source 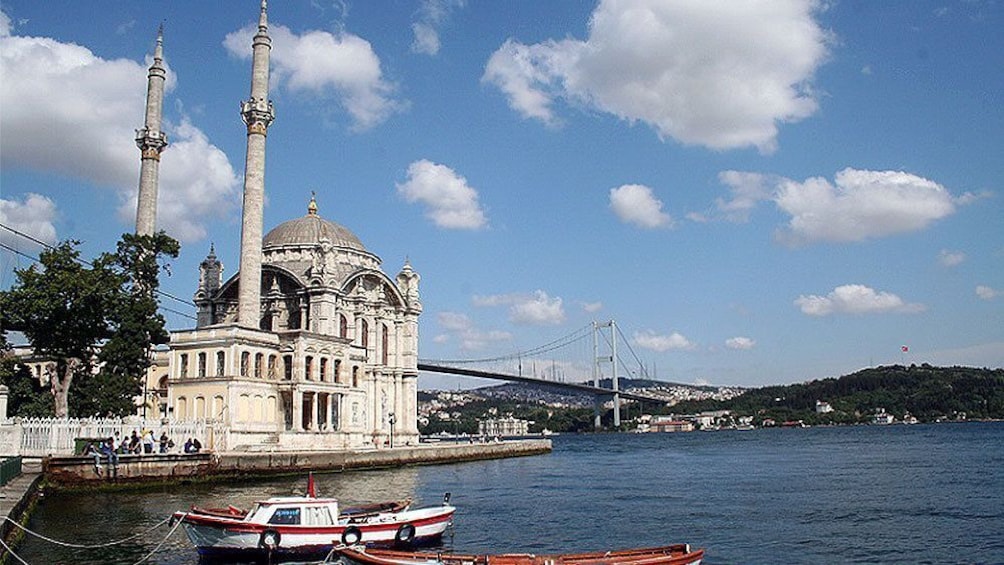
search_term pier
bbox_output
[39,439,552,486]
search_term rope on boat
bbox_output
[0,534,30,565]
[125,512,188,565]
[0,513,188,565]
[2,514,172,549]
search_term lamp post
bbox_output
[388,412,396,449]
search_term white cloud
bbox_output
[795,284,926,316]
[715,171,775,223]
[473,290,566,326]
[976,286,1000,301]
[937,249,966,267]
[581,301,603,313]
[396,160,487,230]
[775,169,957,245]
[725,336,756,350]
[482,0,830,152]
[435,311,512,351]
[411,0,465,56]
[118,118,239,242]
[609,184,673,229]
[710,168,962,245]
[633,330,695,352]
[0,17,238,243]
[411,23,441,56]
[0,193,58,248]
[224,23,404,131]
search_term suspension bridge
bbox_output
[418,320,663,428]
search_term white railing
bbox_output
[0,417,228,457]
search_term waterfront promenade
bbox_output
[43,438,553,486]
[0,439,550,560]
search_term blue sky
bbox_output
[1,1,1002,390]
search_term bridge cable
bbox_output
[421,323,593,365]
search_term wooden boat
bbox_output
[173,488,454,560]
[335,544,704,565]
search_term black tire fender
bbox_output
[395,523,416,545]
[259,528,281,550]
[341,526,363,545]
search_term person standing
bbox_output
[142,429,155,454]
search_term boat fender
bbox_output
[259,529,281,550]
[342,526,362,545]
[395,523,416,545]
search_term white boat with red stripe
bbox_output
[172,476,455,560]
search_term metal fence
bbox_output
[0,417,227,457]
[0,456,22,486]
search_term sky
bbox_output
[1,0,1002,391]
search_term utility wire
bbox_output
[0,222,197,320]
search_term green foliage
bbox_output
[671,365,1004,424]
[0,232,179,418]
[0,335,53,417]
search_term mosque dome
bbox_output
[262,196,366,252]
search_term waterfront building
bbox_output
[815,400,834,414]
[5,2,421,453]
[163,2,421,451]
[478,416,530,437]
[649,417,694,433]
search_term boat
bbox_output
[334,544,705,565]
[172,479,455,560]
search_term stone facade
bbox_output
[174,203,422,450]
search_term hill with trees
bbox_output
[418,365,1004,433]
[670,364,1004,425]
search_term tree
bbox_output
[0,334,53,417]
[0,232,179,418]
[0,241,116,417]
[76,232,179,417]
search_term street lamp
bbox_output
[388,412,396,448]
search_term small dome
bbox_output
[263,213,366,251]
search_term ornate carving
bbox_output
[241,97,275,134]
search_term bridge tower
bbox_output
[592,320,621,429]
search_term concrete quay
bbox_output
[0,460,42,563]
[42,439,552,487]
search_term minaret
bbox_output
[134,24,169,236]
[237,0,275,328]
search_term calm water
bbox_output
[15,422,1004,565]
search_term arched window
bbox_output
[305,356,314,381]
[240,351,250,377]
[216,351,225,376]
[255,353,264,378]
[198,353,207,378]
[176,397,188,420]
[360,319,369,349]
[381,324,390,366]
[339,315,348,338]
[283,355,293,380]
[180,354,189,378]
[320,358,328,382]
[268,355,277,379]
[333,359,342,384]
[352,366,359,388]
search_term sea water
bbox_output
[14,422,1004,564]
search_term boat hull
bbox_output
[176,505,455,559]
[337,544,704,565]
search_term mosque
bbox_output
[134,1,422,450]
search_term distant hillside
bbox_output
[672,364,1004,424]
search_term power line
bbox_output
[0,223,197,320]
